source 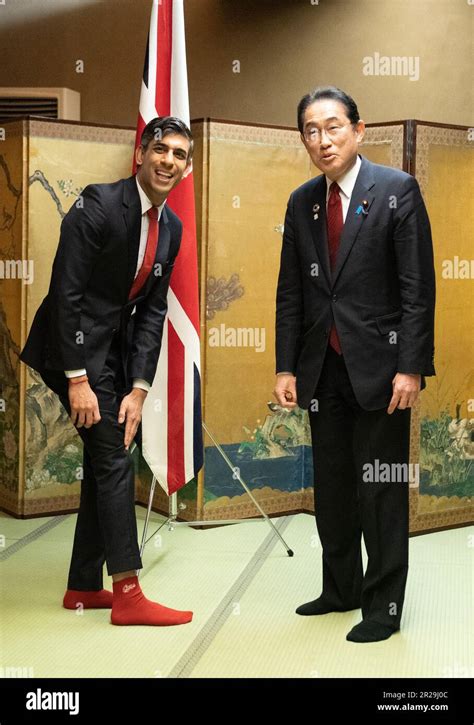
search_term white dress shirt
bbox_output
[65,177,166,393]
[325,153,361,222]
[134,176,166,278]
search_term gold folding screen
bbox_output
[0,118,136,516]
[1,117,471,533]
[0,121,23,515]
[409,123,473,531]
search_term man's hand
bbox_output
[118,388,148,450]
[387,373,421,414]
[274,373,298,409]
[68,380,101,428]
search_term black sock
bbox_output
[296,597,359,616]
[346,620,397,643]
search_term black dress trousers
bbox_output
[308,345,411,630]
[42,334,143,590]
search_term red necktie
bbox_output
[326,182,343,354]
[129,206,160,300]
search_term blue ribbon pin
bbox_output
[356,200,370,216]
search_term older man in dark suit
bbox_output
[21,117,194,626]
[274,87,435,642]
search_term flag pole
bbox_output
[136,0,293,562]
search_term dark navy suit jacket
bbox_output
[20,175,182,392]
[276,156,436,410]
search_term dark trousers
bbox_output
[44,336,143,590]
[308,345,411,629]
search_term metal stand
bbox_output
[139,421,294,563]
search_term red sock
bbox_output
[111,576,193,626]
[63,589,113,610]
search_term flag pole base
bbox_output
[139,421,294,569]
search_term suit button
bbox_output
[332,294,337,302]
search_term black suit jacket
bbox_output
[275,156,436,411]
[20,175,182,392]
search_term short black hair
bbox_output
[297,86,360,133]
[140,116,194,159]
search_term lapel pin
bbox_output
[313,203,320,220]
[356,199,370,216]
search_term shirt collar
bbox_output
[325,154,362,200]
[135,176,166,220]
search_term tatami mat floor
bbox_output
[0,509,472,678]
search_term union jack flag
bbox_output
[134,0,203,495]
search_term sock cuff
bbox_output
[113,576,140,594]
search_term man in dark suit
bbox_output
[274,87,435,642]
[21,117,194,626]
